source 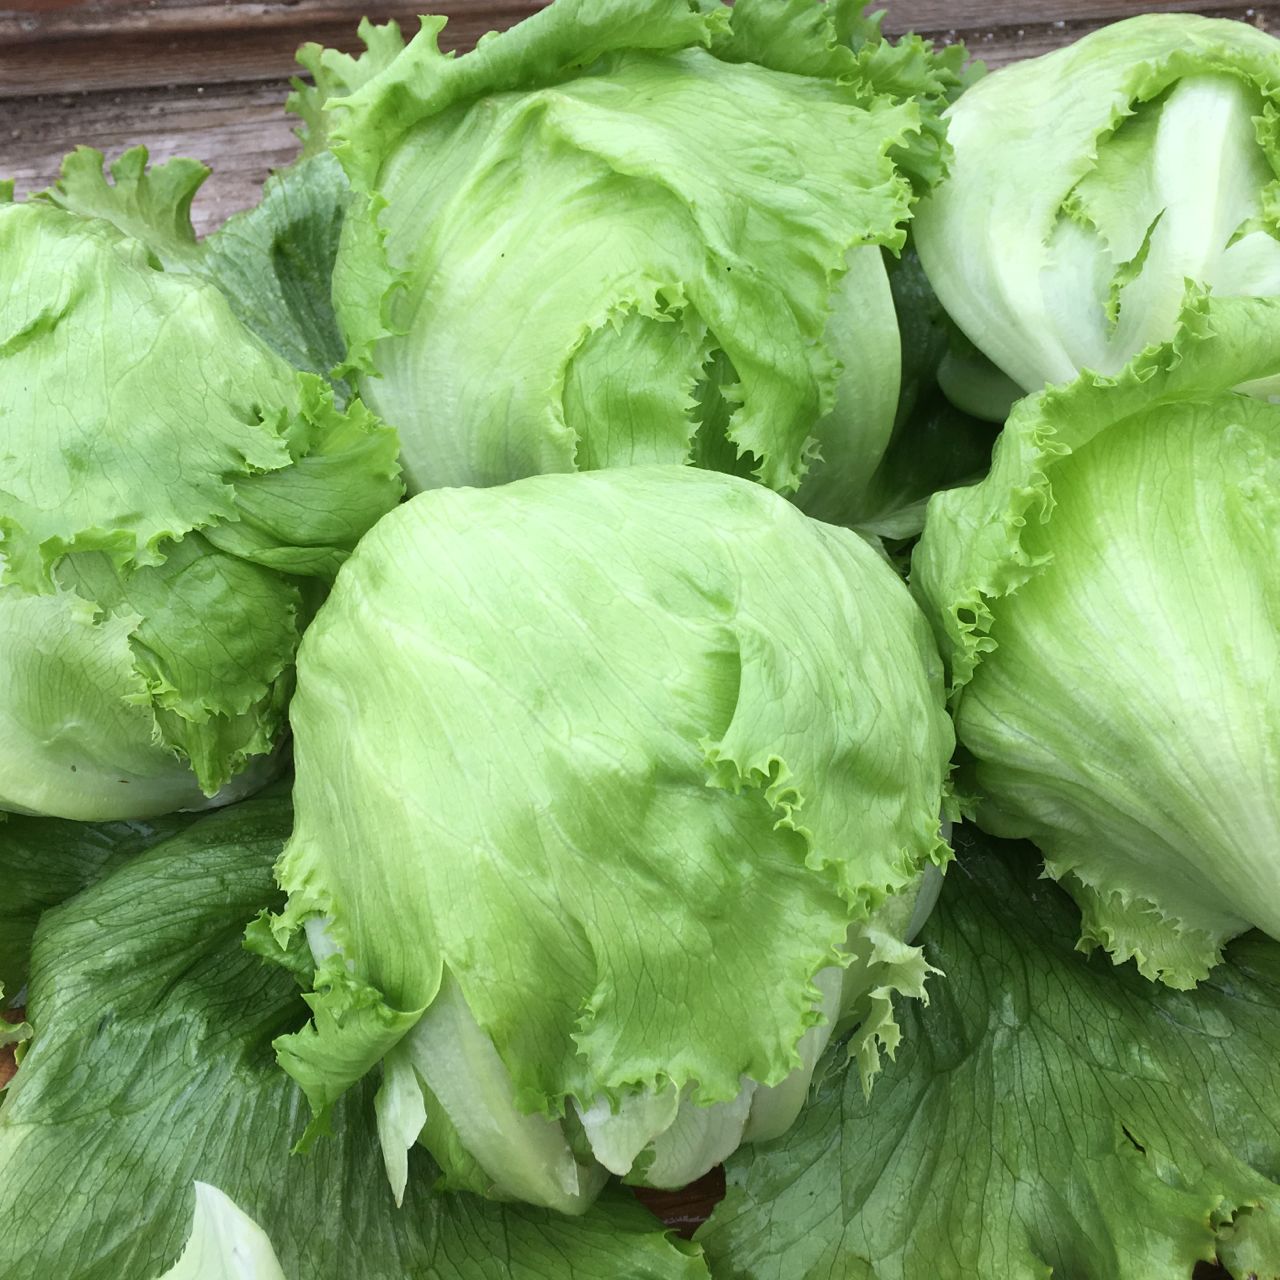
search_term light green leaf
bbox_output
[697,827,1280,1280]
[0,794,709,1280]
[0,202,293,590]
[159,1184,287,1280]
[199,378,403,582]
[38,144,360,396]
[0,198,401,818]
[0,586,209,820]
[290,19,407,157]
[38,145,207,270]
[708,0,971,194]
[791,245,901,526]
[58,536,301,796]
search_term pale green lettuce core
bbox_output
[914,13,1280,398]
[262,466,953,1211]
[913,294,1280,988]
[0,195,401,821]
[159,1185,287,1280]
[309,0,966,522]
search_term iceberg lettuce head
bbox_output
[913,293,1280,988]
[0,183,401,821]
[915,13,1280,398]
[259,465,954,1212]
[303,0,967,525]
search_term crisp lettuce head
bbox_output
[913,293,1280,988]
[0,182,401,821]
[260,466,953,1211]
[697,827,1280,1280]
[307,0,966,522]
[0,793,707,1280]
[914,13,1280,397]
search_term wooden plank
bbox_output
[5,0,1276,95]
[634,1167,726,1238]
[4,81,301,232]
[0,4,545,96]
[953,4,1275,66]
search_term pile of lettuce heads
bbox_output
[2,2,1279,1278]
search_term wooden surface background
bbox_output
[1,0,1278,232]
[0,1,1271,1270]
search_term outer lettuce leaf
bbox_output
[915,13,1280,396]
[41,145,354,390]
[38,145,206,270]
[0,794,708,1280]
[913,293,1280,985]
[697,827,1280,1280]
[199,154,353,388]
[290,19,408,157]
[0,806,199,997]
[317,0,947,509]
[0,586,213,819]
[266,465,953,1207]
[836,244,997,542]
[0,202,292,590]
[326,0,727,190]
[0,196,401,818]
[706,0,971,193]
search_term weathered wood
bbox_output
[634,1167,726,1238]
[0,4,542,96]
[5,81,302,232]
[3,0,1272,95]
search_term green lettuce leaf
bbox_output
[38,145,206,270]
[265,465,953,1209]
[41,145,355,392]
[290,18,408,157]
[0,807,199,998]
[913,292,1280,986]
[0,794,708,1280]
[198,153,353,389]
[838,244,997,542]
[706,0,971,194]
[915,12,1280,396]
[0,202,292,589]
[313,0,954,514]
[697,826,1280,1280]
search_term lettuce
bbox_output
[0,167,401,821]
[260,465,954,1211]
[913,293,1280,987]
[158,1185,287,1280]
[915,13,1280,398]
[304,0,965,524]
